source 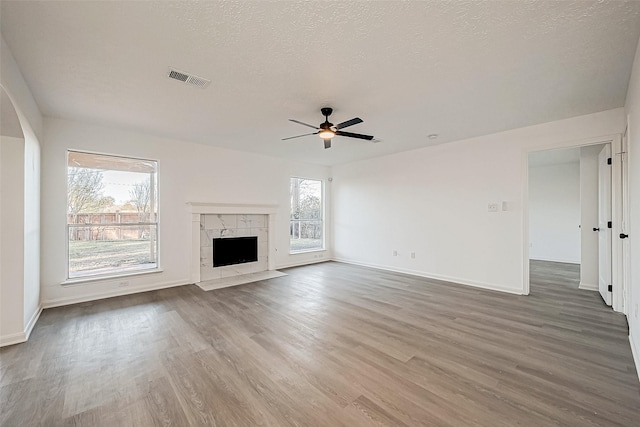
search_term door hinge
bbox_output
[608,221,612,229]
[608,284,613,292]
[607,157,612,165]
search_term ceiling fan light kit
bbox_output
[284,107,374,149]
[318,130,335,139]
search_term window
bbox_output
[67,151,158,279]
[290,177,323,252]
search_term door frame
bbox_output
[521,133,626,312]
[598,143,613,306]
[622,118,631,315]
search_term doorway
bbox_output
[523,136,627,313]
[528,146,590,296]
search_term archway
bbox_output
[0,86,41,346]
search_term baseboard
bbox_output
[0,331,26,347]
[25,304,43,340]
[42,279,189,309]
[276,258,330,270]
[333,257,524,295]
[578,282,599,291]
[630,333,640,383]
[530,257,580,265]
[0,304,43,348]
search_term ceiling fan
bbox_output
[283,107,374,149]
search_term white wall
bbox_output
[624,35,640,379]
[0,136,25,342]
[332,108,624,294]
[22,123,41,329]
[579,145,603,290]
[40,117,332,306]
[0,35,42,345]
[529,162,580,264]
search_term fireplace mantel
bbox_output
[187,202,278,285]
[187,202,278,215]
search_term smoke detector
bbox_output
[167,67,211,89]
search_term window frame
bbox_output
[289,176,325,254]
[64,149,161,282]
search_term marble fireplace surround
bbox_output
[188,203,279,288]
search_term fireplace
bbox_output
[188,203,278,286]
[213,236,258,267]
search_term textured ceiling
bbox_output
[1,1,639,166]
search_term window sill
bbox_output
[289,248,326,255]
[62,268,163,286]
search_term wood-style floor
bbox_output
[1,261,639,426]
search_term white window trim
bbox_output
[289,176,325,254]
[65,149,161,281]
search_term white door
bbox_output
[598,144,612,305]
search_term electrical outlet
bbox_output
[411,252,416,259]
[488,203,499,212]
[393,250,398,256]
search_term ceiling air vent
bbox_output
[167,67,211,89]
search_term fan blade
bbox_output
[282,132,316,141]
[335,130,374,140]
[323,138,332,149]
[335,117,363,130]
[289,119,319,129]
